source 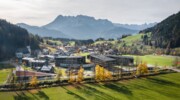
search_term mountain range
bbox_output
[114,23,157,30]
[17,15,156,40]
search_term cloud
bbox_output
[0,0,180,26]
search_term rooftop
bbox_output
[15,70,55,77]
[106,55,134,59]
[90,55,115,62]
[22,57,46,63]
[41,65,53,71]
[60,63,95,67]
[56,56,85,59]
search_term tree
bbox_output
[172,57,179,67]
[95,38,105,41]
[56,68,62,83]
[11,73,17,84]
[30,75,38,87]
[68,70,76,83]
[154,62,159,74]
[99,66,105,81]
[0,19,40,61]
[95,65,112,81]
[77,67,84,83]
[136,62,148,76]
[104,69,113,80]
[22,61,26,66]
[15,59,18,64]
[95,65,101,81]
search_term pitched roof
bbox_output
[15,71,55,77]
[40,65,53,71]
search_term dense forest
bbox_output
[0,19,41,61]
[140,11,180,48]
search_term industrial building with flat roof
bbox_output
[89,54,134,67]
[88,55,116,68]
[106,55,134,66]
[55,56,86,67]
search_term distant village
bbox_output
[14,41,137,82]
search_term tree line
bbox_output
[0,19,41,61]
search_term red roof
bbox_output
[16,71,55,77]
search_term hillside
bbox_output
[140,11,180,48]
[17,23,70,38]
[0,19,40,61]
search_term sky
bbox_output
[0,0,180,26]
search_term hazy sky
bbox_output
[0,0,180,26]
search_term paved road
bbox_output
[169,68,180,72]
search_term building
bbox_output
[106,55,134,66]
[89,54,134,67]
[89,55,116,68]
[22,57,46,67]
[40,65,54,73]
[55,56,86,67]
[39,55,55,63]
[16,46,31,59]
[15,70,56,82]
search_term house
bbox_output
[39,55,55,63]
[16,46,31,58]
[40,65,54,73]
[64,46,76,52]
[32,49,42,58]
[42,49,49,55]
[22,57,46,67]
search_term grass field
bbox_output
[125,55,178,66]
[121,34,143,46]
[0,69,10,85]
[0,73,180,100]
[44,39,63,46]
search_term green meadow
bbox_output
[0,73,180,100]
[125,55,177,66]
[0,69,10,85]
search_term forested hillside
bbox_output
[0,19,41,61]
[140,11,180,48]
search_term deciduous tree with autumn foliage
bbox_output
[30,75,38,87]
[136,62,148,76]
[95,65,101,81]
[95,64,112,81]
[68,69,76,83]
[56,68,62,83]
[77,66,84,83]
